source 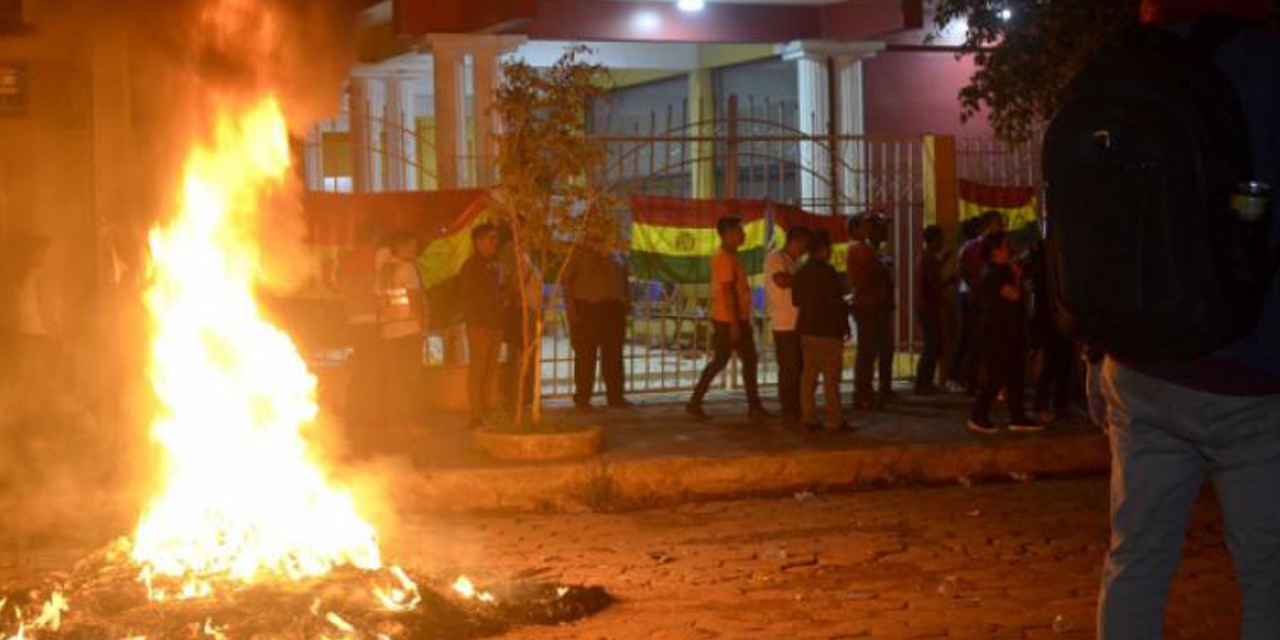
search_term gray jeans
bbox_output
[1098,359,1280,640]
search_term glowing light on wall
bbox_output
[632,11,661,32]
[677,0,706,11]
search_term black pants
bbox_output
[691,320,761,407]
[1035,329,1074,413]
[914,304,944,390]
[853,307,894,402]
[571,299,626,406]
[383,334,424,426]
[949,291,981,391]
[774,330,803,417]
[972,331,1029,421]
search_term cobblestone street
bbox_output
[378,478,1238,640]
[0,478,1241,640]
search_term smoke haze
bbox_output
[0,0,362,547]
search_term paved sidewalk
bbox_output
[357,390,1110,514]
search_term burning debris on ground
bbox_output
[0,539,611,640]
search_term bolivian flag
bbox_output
[959,180,1040,230]
[630,197,774,284]
[417,194,490,289]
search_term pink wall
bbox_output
[863,48,993,139]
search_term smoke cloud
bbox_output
[0,0,362,547]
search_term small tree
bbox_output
[490,46,619,427]
[931,0,1142,143]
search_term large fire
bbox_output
[130,98,381,594]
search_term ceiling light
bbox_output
[633,11,661,32]
[999,8,1013,21]
[677,0,706,11]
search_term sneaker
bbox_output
[1009,417,1045,433]
[966,417,999,435]
[748,405,775,420]
[607,398,635,409]
[685,402,710,421]
[832,421,857,433]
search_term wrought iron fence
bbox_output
[305,97,1040,398]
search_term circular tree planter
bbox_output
[475,424,605,461]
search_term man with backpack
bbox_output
[1044,1,1280,636]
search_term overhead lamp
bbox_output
[999,8,1013,21]
[633,11,661,32]
[677,0,706,11]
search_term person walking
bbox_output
[458,223,503,429]
[687,216,770,421]
[847,212,895,410]
[792,230,851,432]
[565,235,631,410]
[377,230,428,430]
[967,232,1040,435]
[914,224,953,395]
[764,225,811,421]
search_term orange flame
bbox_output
[130,98,380,591]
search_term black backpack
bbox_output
[1044,19,1276,362]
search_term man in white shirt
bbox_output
[378,230,427,428]
[764,226,811,421]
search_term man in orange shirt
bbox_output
[687,216,770,420]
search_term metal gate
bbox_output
[302,97,1046,398]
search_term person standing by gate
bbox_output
[566,234,631,410]
[687,216,770,421]
[847,212,896,410]
[951,211,1006,393]
[378,230,428,430]
[793,230,851,432]
[914,225,954,395]
[459,223,503,429]
[967,232,1040,435]
[764,225,811,421]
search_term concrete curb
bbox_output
[396,430,1111,513]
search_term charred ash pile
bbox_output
[0,540,611,640]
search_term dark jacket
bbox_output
[458,253,502,330]
[979,263,1025,339]
[846,240,894,310]
[793,259,850,339]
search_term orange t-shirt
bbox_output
[710,249,751,322]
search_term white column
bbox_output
[349,77,373,193]
[304,127,324,191]
[781,41,884,214]
[472,47,499,187]
[783,46,831,213]
[427,38,465,189]
[426,34,526,190]
[384,77,408,191]
[834,43,883,213]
